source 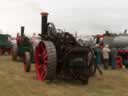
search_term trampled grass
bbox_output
[0,56,128,96]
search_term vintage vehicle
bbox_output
[12,26,34,72]
[95,31,128,68]
[34,12,96,84]
[0,34,13,55]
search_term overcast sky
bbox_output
[0,0,128,36]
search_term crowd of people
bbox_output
[94,44,119,75]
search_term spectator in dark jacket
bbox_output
[110,48,117,69]
[94,44,103,75]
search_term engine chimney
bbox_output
[21,26,24,37]
[41,12,48,38]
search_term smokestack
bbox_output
[41,12,48,37]
[21,26,24,37]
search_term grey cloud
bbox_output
[1,0,128,36]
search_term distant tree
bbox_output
[104,30,111,36]
[124,29,127,34]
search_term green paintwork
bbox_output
[0,34,12,48]
[18,36,34,62]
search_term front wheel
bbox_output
[35,41,57,81]
[24,52,31,72]
[12,45,18,61]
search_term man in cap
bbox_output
[102,44,111,69]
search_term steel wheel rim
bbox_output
[35,42,48,80]
[87,50,96,76]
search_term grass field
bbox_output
[0,56,128,96]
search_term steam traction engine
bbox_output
[35,12,96,84]
[95,32,128,68]
[103,35,128,68]
[12,26,34,72]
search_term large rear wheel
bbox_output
[24,52,31,72]
[35,41,57,81]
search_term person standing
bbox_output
[110,48,117,69]
[16,32,21,47]
[31,33,37,50]
[94,44,103,75]
[102,44,111,69]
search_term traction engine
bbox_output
[35,12,96,84]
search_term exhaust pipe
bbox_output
[41,12,48,39]
[21,26,25,37]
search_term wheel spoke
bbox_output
[35,41,56,81]
[35,42,48,80]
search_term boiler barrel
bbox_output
[103,36,128,48]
